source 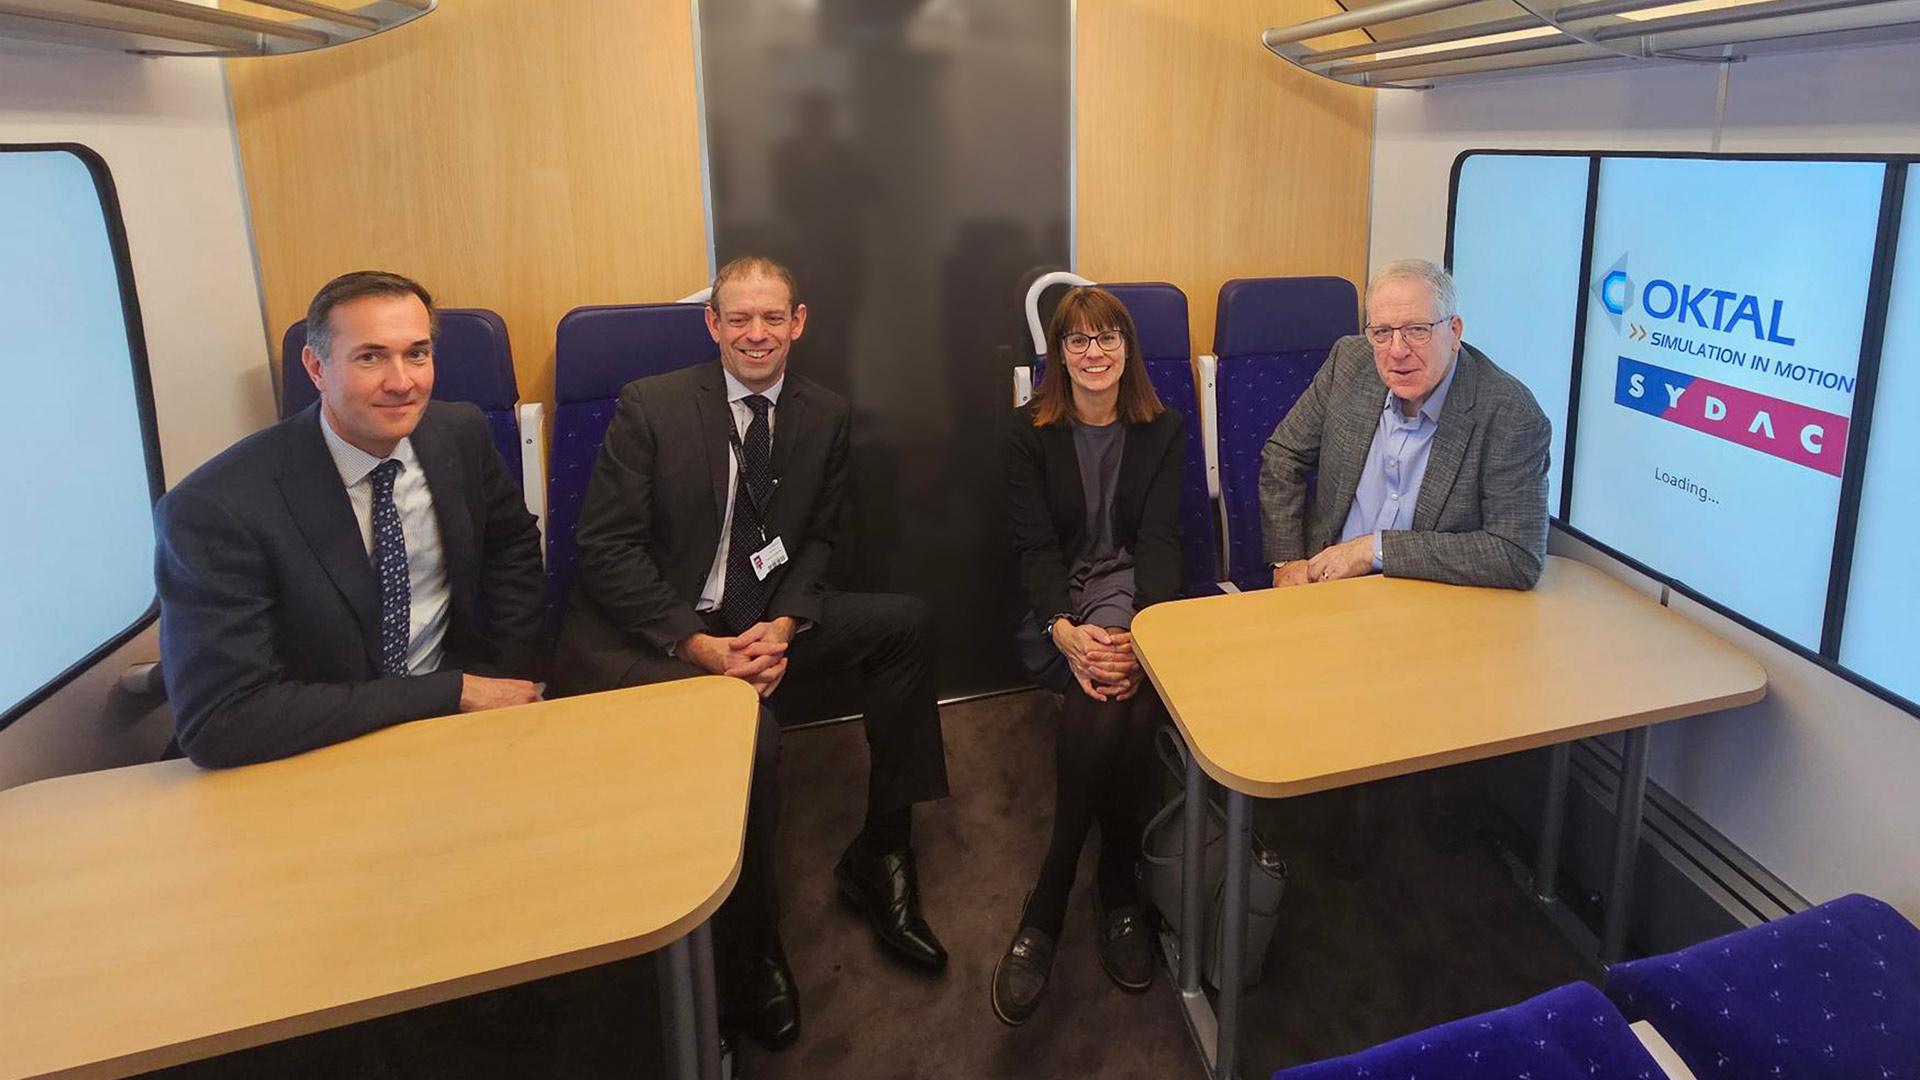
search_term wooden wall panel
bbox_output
[1077,0,1375,351]
[229,0,1372,404]
[225,0,710,407]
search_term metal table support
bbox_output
[1601,726,1653,964]
[1535,741,1572,902]
[658,921,723,1080]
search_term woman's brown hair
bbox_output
[1030,286,1166,428]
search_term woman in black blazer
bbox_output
[992,286,1184,1025]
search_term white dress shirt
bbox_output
[320,410,451,675]
[696,370,785,613]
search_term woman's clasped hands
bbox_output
[1050,621,1144,702]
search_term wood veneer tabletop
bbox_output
[1132,556,1766,800]
[0,676,760,1080]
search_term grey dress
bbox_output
[1068,419,1138,630]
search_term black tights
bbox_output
[1020,681,1164,937]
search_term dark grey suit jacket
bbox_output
[155,402,547,768]
[551,361,850,693]
[1258,336,1551,589]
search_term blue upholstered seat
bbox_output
[1606,893,1920,1080]
[281,308,523,480]
[1271,981,1664,1080]
[545,301,717,627]
[1212,277,1357,590]
[1094,282,1221,593]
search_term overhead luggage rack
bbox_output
[1264,0,1920,88]
[0,0,432,58]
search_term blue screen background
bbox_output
[1449,152,1589,517]
[0,149,157,718]
[1840,176,1920,704]
[1567,157,1883,648]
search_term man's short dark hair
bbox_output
[305,270,437,362]
[709,255,799,312]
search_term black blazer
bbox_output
[154,402,546,768]
[552,362,850,693]
[1004,404,1185,627]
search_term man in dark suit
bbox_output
[552,255,950,1052]
[156,271,545,769]
[1260,257,1551,590]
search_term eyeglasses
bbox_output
[1062,330,1124,355]
[1365,319,1448,347]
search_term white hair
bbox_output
[1366,258,1457,321]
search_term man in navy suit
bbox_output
[156,271,546,768]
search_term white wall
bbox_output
[1370,42,1920,919]
[0,36,271,787]
[0,37,273,486]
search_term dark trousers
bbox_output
[602,591,949,961]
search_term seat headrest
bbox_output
[1100,282,1190,364]
[555,302,718,404]
[1212,276,1358,357]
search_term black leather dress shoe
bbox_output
[733,948,800,1052]
[835,839,949,970]
[1093,893,1155,993]
[990,926,1056,1026]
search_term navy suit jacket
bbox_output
[155,401,545,767]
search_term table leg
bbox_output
[1535,742,1571,903]
[658,936,699,1080]
[1180,747,1206,996]
[1601,726,1652,965]
[1215,789,1251,1080]
[691,921,722,1080]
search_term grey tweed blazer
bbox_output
[1258,336,1551,590]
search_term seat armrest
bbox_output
[517,401,548,554]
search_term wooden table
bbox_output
[0,677,761,1080]
[1132,556,1766,1079]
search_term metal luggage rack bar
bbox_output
[0,0,433,58]
[1265,0,1920,88]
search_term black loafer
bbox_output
[733,947,800,1051]
[990,926,1057,1026]
[835,839,949,970]
[1093,893,1155,993]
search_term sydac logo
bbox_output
[1591,254,1795,345]
[1613,357,1846,476]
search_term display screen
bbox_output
[0,147,159,726]
[1448,152,1590,517]
[1565,157,1884,649]
[1839,174,1920,705]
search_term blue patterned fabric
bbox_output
[545,302,717,629]
[1212,277,1357,588]
[1272,982,1663,1080]
[1606,893,1920,1080]
[1100,282,1220,592]
[283,309,524,482]
[369,459,410,677]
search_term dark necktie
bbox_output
[370,458,410,677]
[721,394,774,634]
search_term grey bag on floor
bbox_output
[1140,726,1287,991]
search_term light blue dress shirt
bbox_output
[1338,358,1460,571]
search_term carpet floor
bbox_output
[146,689,1593,1079]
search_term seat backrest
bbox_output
[281,308,523,481]
[1606,893,1920,1080]
[1212,277,1357,586]
[1271,981,1660,1079]
[545,302,718,626]
[1100,282,1218,590]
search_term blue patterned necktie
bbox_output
[720,394,775,634]
[370,458,410,677]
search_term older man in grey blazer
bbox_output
[1260,258,1550,590]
